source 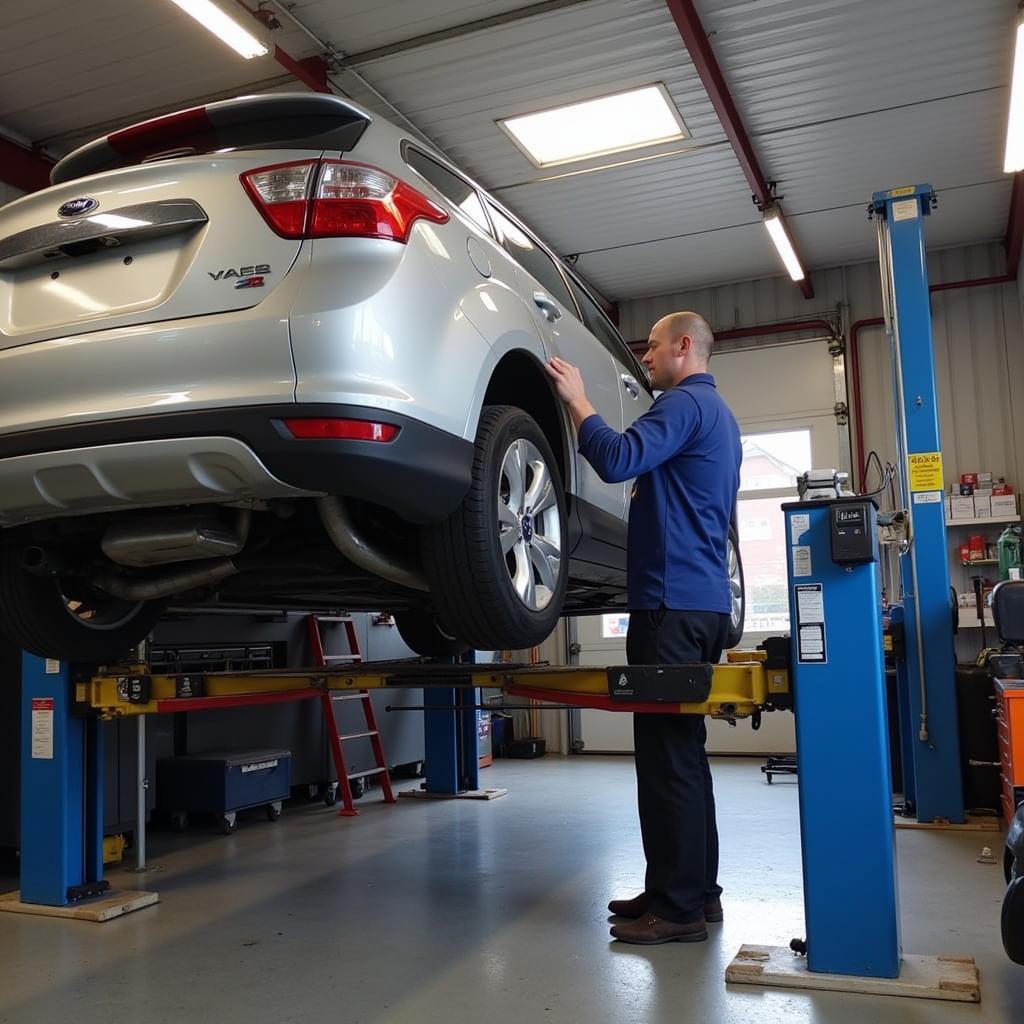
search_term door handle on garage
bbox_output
[533,291,562,322]
[621,374,640,398]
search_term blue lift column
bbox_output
[785,499,900,978]
[871,184,964,824]
[19,654,106,907]
[423,653,480,795]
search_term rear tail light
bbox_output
[281,418,400,442]
[240,161,317,238]
[241,160,448,242]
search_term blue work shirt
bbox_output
[577,372,741,613]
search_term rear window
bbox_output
[52,94,371,186]
[403,146,491,233]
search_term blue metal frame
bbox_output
[871,184,965,824]
[19,654,105,906]
[423,653,480,795]
[785,502,901,977]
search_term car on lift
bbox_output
[0,93,744,661]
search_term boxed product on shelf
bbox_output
[950,495,976,519]
[974,495,992,517]
[994,483,1014,496]
[991,494,1019,518]
[961,473,979,488]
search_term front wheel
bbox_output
[0,544,163,662]
[422,406,568,652]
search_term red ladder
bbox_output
[306,613,396,817]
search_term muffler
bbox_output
[102,510,251,567]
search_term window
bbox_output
[568,278,647,382]
[403,146,491,233]
[740,429,811,492]
[601,613,630,639]
[484,201,577,314]
[736,426,812,634]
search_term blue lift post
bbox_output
[422,653,480,795]
[871,184,965,824]
[19,653,106,907]
[785,500,901,978]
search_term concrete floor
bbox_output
[0,755,1020,1024]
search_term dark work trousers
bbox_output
[626,608,731,924]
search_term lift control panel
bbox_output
[830,500,878,566]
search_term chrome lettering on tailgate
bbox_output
[208,263,271,281]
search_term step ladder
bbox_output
[306,613,396,817]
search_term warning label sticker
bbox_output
[795,583,827,664]
[908,451,943,491]
[892,198,919,221]
[31,697,54,760]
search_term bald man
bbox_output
[546,312,741,945]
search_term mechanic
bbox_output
[545,311,741,945]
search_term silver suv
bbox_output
[0,93,743,661]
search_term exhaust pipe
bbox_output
[22,546,69,577]
[317,496,428,592]
[98,558,239,601]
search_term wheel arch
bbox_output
[478,350,575,495]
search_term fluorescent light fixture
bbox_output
[167,0,271,59]
[1006,18,1024,171]
[498,84,688,168]
[763,208,805,282]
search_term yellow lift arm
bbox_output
[75,649,790,722]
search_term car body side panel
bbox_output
[288,229,495,440]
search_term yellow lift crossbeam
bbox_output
[76,653,790,721]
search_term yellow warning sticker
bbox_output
[908,452,943,492]
[887,186,916,197]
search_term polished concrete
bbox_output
[0,755,1020,1023]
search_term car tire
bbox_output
[422,405,568,652]
[0,542,163,662]
[394,611,470,658]
[725,526,746,649]
[1002,875,1024,965]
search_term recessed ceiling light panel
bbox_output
[498,84,689,168]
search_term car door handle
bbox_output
[621,374,640,398]
[533,291,562,322]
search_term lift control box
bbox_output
[829,500,878,566]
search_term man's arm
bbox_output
[545,357,700,483]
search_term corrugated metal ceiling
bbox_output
[0,0,1017,300]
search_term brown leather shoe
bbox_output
[607,893,649,918]
[610,914,708,945]
[608,893,724,922]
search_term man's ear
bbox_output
[677,333,692,356]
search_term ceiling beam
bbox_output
[0,135,54,193]
[663,0,814,299]
[337,0,596,67]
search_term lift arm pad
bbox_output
[607,664,713,703]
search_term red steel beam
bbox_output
[664,0,814,299]
[0,135,54,193]
[273,48,331,93]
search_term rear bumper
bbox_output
[0,404,474,526]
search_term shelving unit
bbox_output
[947,515,1020,528]
[946,507,1020,636]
